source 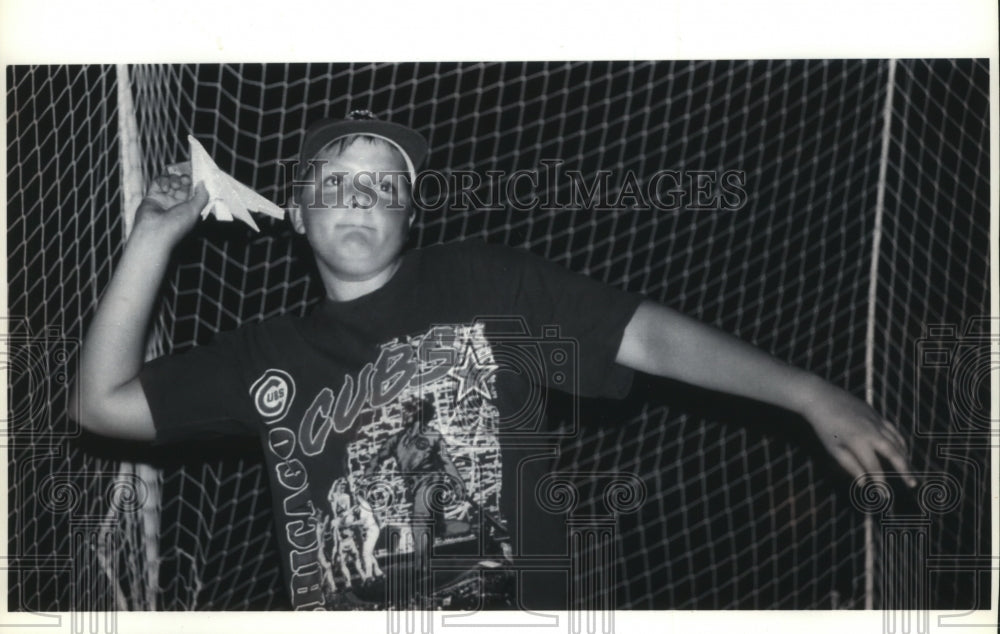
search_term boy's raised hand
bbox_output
[800,382,917,488]
[134,173,209,244]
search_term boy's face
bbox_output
[291,137,412,283]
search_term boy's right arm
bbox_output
[68,176,209,441]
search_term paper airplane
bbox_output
[167,135,285,232]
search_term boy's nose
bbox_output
[348,194,372,212]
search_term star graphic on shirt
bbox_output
[448,341,496,403]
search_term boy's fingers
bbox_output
[832,448,867,484]
[855,446,887,487]
[153,174,171,193]
[875,439,918,487]
[188,181,209,211]
[884,423,909,453]
[837,437,887,487]
[876,424,904,455]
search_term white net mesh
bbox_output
[5,60,990,611]
[867,59,991,610]
[7,65,130,612]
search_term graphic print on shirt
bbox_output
[250,368,296,422]
[261,322,508,609]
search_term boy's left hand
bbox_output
[799,381,917,488]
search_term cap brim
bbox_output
[298,118,428,180]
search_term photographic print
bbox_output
[2,3,996,632]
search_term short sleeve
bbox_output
[470,242,645,399]
[138,327,259,445]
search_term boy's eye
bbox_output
[323,174,343,187]
[379,180,394,193]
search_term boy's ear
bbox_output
[287,205,306,234]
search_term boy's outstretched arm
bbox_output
[68,176,208,440]
[616,301,916,487]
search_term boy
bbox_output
[70,112,915,611]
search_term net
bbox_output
[5,65,138,614]
[5,60,991,611]
[868,59,992,611]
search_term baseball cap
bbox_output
[296,110,429,185]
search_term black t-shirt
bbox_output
[139,240,644,610]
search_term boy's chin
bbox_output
[331,239,377,261]
[328,252,400,281]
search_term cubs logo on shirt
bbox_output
[250,369,295,422]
